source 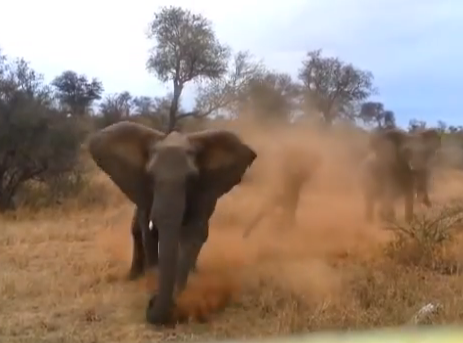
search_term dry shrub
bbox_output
[14,170,113,212]
[384,202,463,273]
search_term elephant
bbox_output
[362,127,441,223]
[87,121,257,325]
[242,156,318,238]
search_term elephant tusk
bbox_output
[148,220,153,231]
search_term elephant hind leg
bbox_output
[404,190,414,223]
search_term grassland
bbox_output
[2,123,463,343]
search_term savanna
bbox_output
[1,5,463,343]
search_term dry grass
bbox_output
[2,121,463,342]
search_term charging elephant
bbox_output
[88,121,257,325]
[362,127,441,223]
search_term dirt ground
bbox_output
[2,122,463,343]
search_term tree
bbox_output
[52,70,103,116]
[146,6,230,132]
[132,95,156,116]
[99,91,133,126]
[359,101,396,128]
[237,71,300,123]
[193,50,265,118]
[0,54,85,211]
[408,118,427,132]
[436,120,448,134]
[298,49,376,125]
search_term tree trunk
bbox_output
[168,82,183,133]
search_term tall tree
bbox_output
[146,6,229,132]
[52,70,103,116]
[193,50,264,118]
[298,49,376,125]
[237,71,300,123]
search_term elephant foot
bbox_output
[145,295,178,327]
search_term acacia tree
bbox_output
[298,49,376,125]
[52,70,103,116]
[146,6,229,132]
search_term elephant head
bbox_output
[369,128,441,174]
[88,121,257,325]
[369,128,441,217]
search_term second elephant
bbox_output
[362,127,441,223]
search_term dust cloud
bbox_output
[97,119,426,323]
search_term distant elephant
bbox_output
[242,154,320,238]
[362,127,441,223]
[88,121,257,325]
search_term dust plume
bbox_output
[100,119,392,324]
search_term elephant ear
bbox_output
[187,130,257,196]
[87,121,166,207]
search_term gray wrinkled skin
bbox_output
[88,121,257,326]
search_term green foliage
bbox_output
[298,49,376,125]
[0,52,87,211]
[52,70,104,116]
[146,6,230,83]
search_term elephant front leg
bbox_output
[127,208,145,280]
[133,207,159,273]
[404,189,414,223]
[176,238,204,293]
[176,224,208,292]
[142,220,159,271]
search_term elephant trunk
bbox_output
[146,181,186,324]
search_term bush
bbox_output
[384,201,463,273]
[0,53,86,211]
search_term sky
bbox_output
[0,0,462,128]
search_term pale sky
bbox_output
[0,0,462,128]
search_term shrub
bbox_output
[384,201,463,273]
[0,53,86,212]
